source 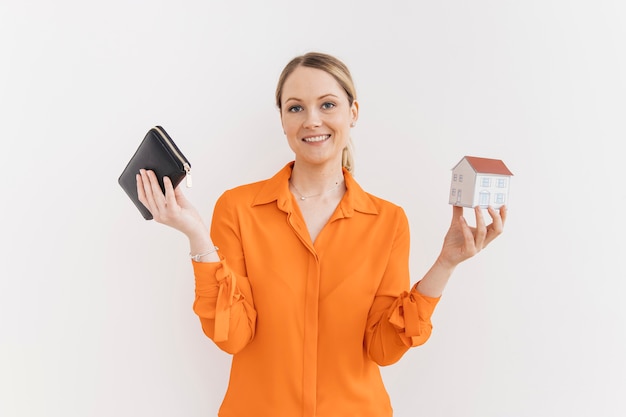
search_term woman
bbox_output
[136,52,506,417]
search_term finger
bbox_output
[487,205,504,234]
[451,205,464,223]
[474,206,488,249]
[482,205,506,248]
[499,205,508,227]
[141,169,165,215]
[163,176,178,207]
[138,169,158,212]
[136,173,150,210]
[459,215,477,254]
[146,170,167,211]
[173,178,189,206]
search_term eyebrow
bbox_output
[283,93,340,103]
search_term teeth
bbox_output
[303,135,330,142]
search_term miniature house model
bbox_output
[449,156,513,209]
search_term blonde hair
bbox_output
[275,52,357,172]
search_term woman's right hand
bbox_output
[136,169,206,238]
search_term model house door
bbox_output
[456,190,462,204]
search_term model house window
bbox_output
[481,177,491,187]
[497,178,507,188]
[451,189,456,196]
[479,191,490,206]
[459,174,463,182]
[495,193,505,204]
[453,174,458,181]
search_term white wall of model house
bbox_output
[449,157,512,209]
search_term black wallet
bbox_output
[118,126,192,220]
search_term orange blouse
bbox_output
[192,162,440,417]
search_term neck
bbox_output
[290,161,345,196]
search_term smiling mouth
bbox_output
[302,134,331,143]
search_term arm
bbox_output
[365,205,507,365]
[137,170,256,353]
[192,190,257,353]
[365,209,440,366]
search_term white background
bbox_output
[1,0,625,416]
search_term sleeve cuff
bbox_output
[388,286,441,346]
[192,257,240,342]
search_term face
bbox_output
[280,66,358,168]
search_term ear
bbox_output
[350,100,359,125]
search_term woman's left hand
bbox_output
[437,205,507,268]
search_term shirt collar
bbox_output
[252,161,379,217]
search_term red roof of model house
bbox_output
[461,156,514,176]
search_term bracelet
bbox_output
[190,246,219,262]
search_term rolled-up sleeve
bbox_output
[365,286,439,366]
[387,285,440,346]
[192,257,256,354]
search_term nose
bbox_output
[303,108,322,128]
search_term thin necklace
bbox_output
[290,179,344,201]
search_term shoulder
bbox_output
[365,191,403,211]
[364,192,409,225]
[216,178,271,208]
[346,187,411,242]
[345,172,407,220]
[215,163,292,209]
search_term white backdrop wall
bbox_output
[1,1,625,416]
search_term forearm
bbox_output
[415,256,457,298]
[187,226,220,263]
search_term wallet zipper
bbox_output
[153,126,192,188]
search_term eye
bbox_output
[321,102,336,110]
[288,105,303,113]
